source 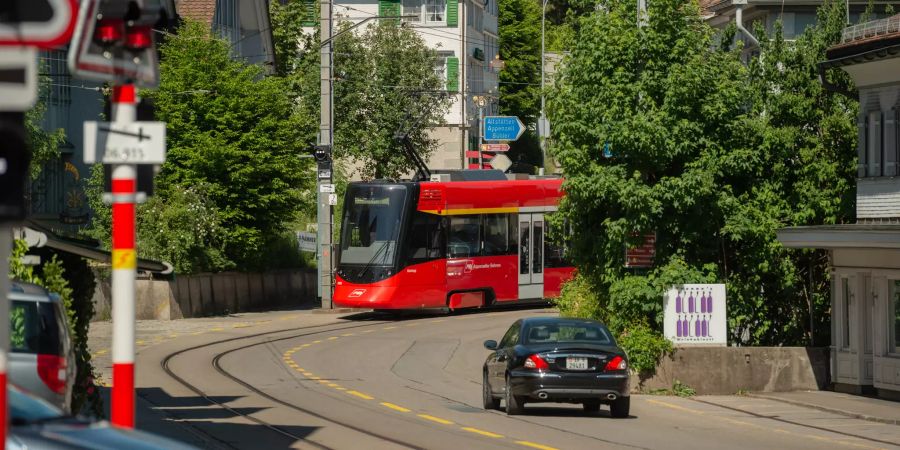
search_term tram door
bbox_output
[518,213,544,300]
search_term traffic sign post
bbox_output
[67,0,170,428]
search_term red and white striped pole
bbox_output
[110,84,137,428]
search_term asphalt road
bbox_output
[125,307,900,450]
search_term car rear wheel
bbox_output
[505,375,525,415]
[483,372,500,410]
[582,400,601,413]
[610,397,630,418]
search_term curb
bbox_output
[748,393,900,426]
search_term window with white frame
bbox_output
[892,280,900,353]
[434,51,453,82]
[842,277,852,350]
[403,0,445,23]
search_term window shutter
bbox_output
[379,0,400,18]
[858,116,867,178]
[447,0,458,27]
[301,0,317,27]
[886,109,898,176]
[446,56,459,92]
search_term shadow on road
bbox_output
[338,303,557,323]
[514,405,638,420]
[98,386,323,449]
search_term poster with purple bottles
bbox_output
[663,284,727,346]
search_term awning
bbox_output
[17,220,172,274]
[777,224,900,250]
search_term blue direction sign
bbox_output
[483,116,525,141]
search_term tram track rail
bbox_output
[158,316,426,450]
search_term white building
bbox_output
[303,0,500,171]
[778,15,900,400]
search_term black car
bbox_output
[482,317,630,417]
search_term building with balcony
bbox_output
[300,0,499,172]
[778,15,900,399]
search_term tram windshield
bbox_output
[339,184,409,267]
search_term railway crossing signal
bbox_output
[0,0,78,47]
[68,0,172,429]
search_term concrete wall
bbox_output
[92,269,318,321]
[632,347,830,395]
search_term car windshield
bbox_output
[9,385,64,422]
[339,184,408,266]
[523,322,614,345]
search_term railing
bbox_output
[841,15,900,44]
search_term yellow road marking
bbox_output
[192,331,205,335]
[646,399,705,414]
[380,402,411,413]
[461,427,503,438]
[405,323,418,327]
[327,383,341,388]
[94,349,108,355]
[383,326,397,330]
[317,380,331,384]
[302,372,314,377]
[302,344,311,347]
[362,330,375,333]
[210,328,224,332]
[347,390,374,400]
[309,376,322,380]
[516,441,559,450]
[431,319,445,323]
[341,333,354,337]
[328,336,339,340]
[233,324,251,328]
[334,387,346,391]
[169,334,179,338]
[136,340,146,345]
[417,414,453,425]
[313,340,322,344]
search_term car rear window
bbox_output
[523,323,614,345]
[10,300,61,356]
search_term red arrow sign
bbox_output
[481,143,510,152]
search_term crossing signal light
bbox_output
[68,0,172,87]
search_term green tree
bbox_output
[26,76,65,179]
[499,0,543,166]
[548,0,854,347]
[272,1,450,180]
[146,20,312,270]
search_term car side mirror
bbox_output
[484,340,498,350]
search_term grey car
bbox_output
[7,383,198,450]
[9,282,76,413]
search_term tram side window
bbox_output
[482,214,512,256]
[405,212,446,264]
[448,215,481,258]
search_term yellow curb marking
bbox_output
[380,402,411,413]
[417,414,453,425]
[462,427,504,438]
[347,390,374,400]
[516,441,559,450]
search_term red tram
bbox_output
[333,171,575,310]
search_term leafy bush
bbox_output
[553,274,604,322]
[672,379,696,397]
[617,322,673,374]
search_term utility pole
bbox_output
[318,0,334,309]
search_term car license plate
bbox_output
[566,357,588,370]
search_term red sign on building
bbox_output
[625,232,656,268]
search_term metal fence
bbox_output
[841,15,900,44]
